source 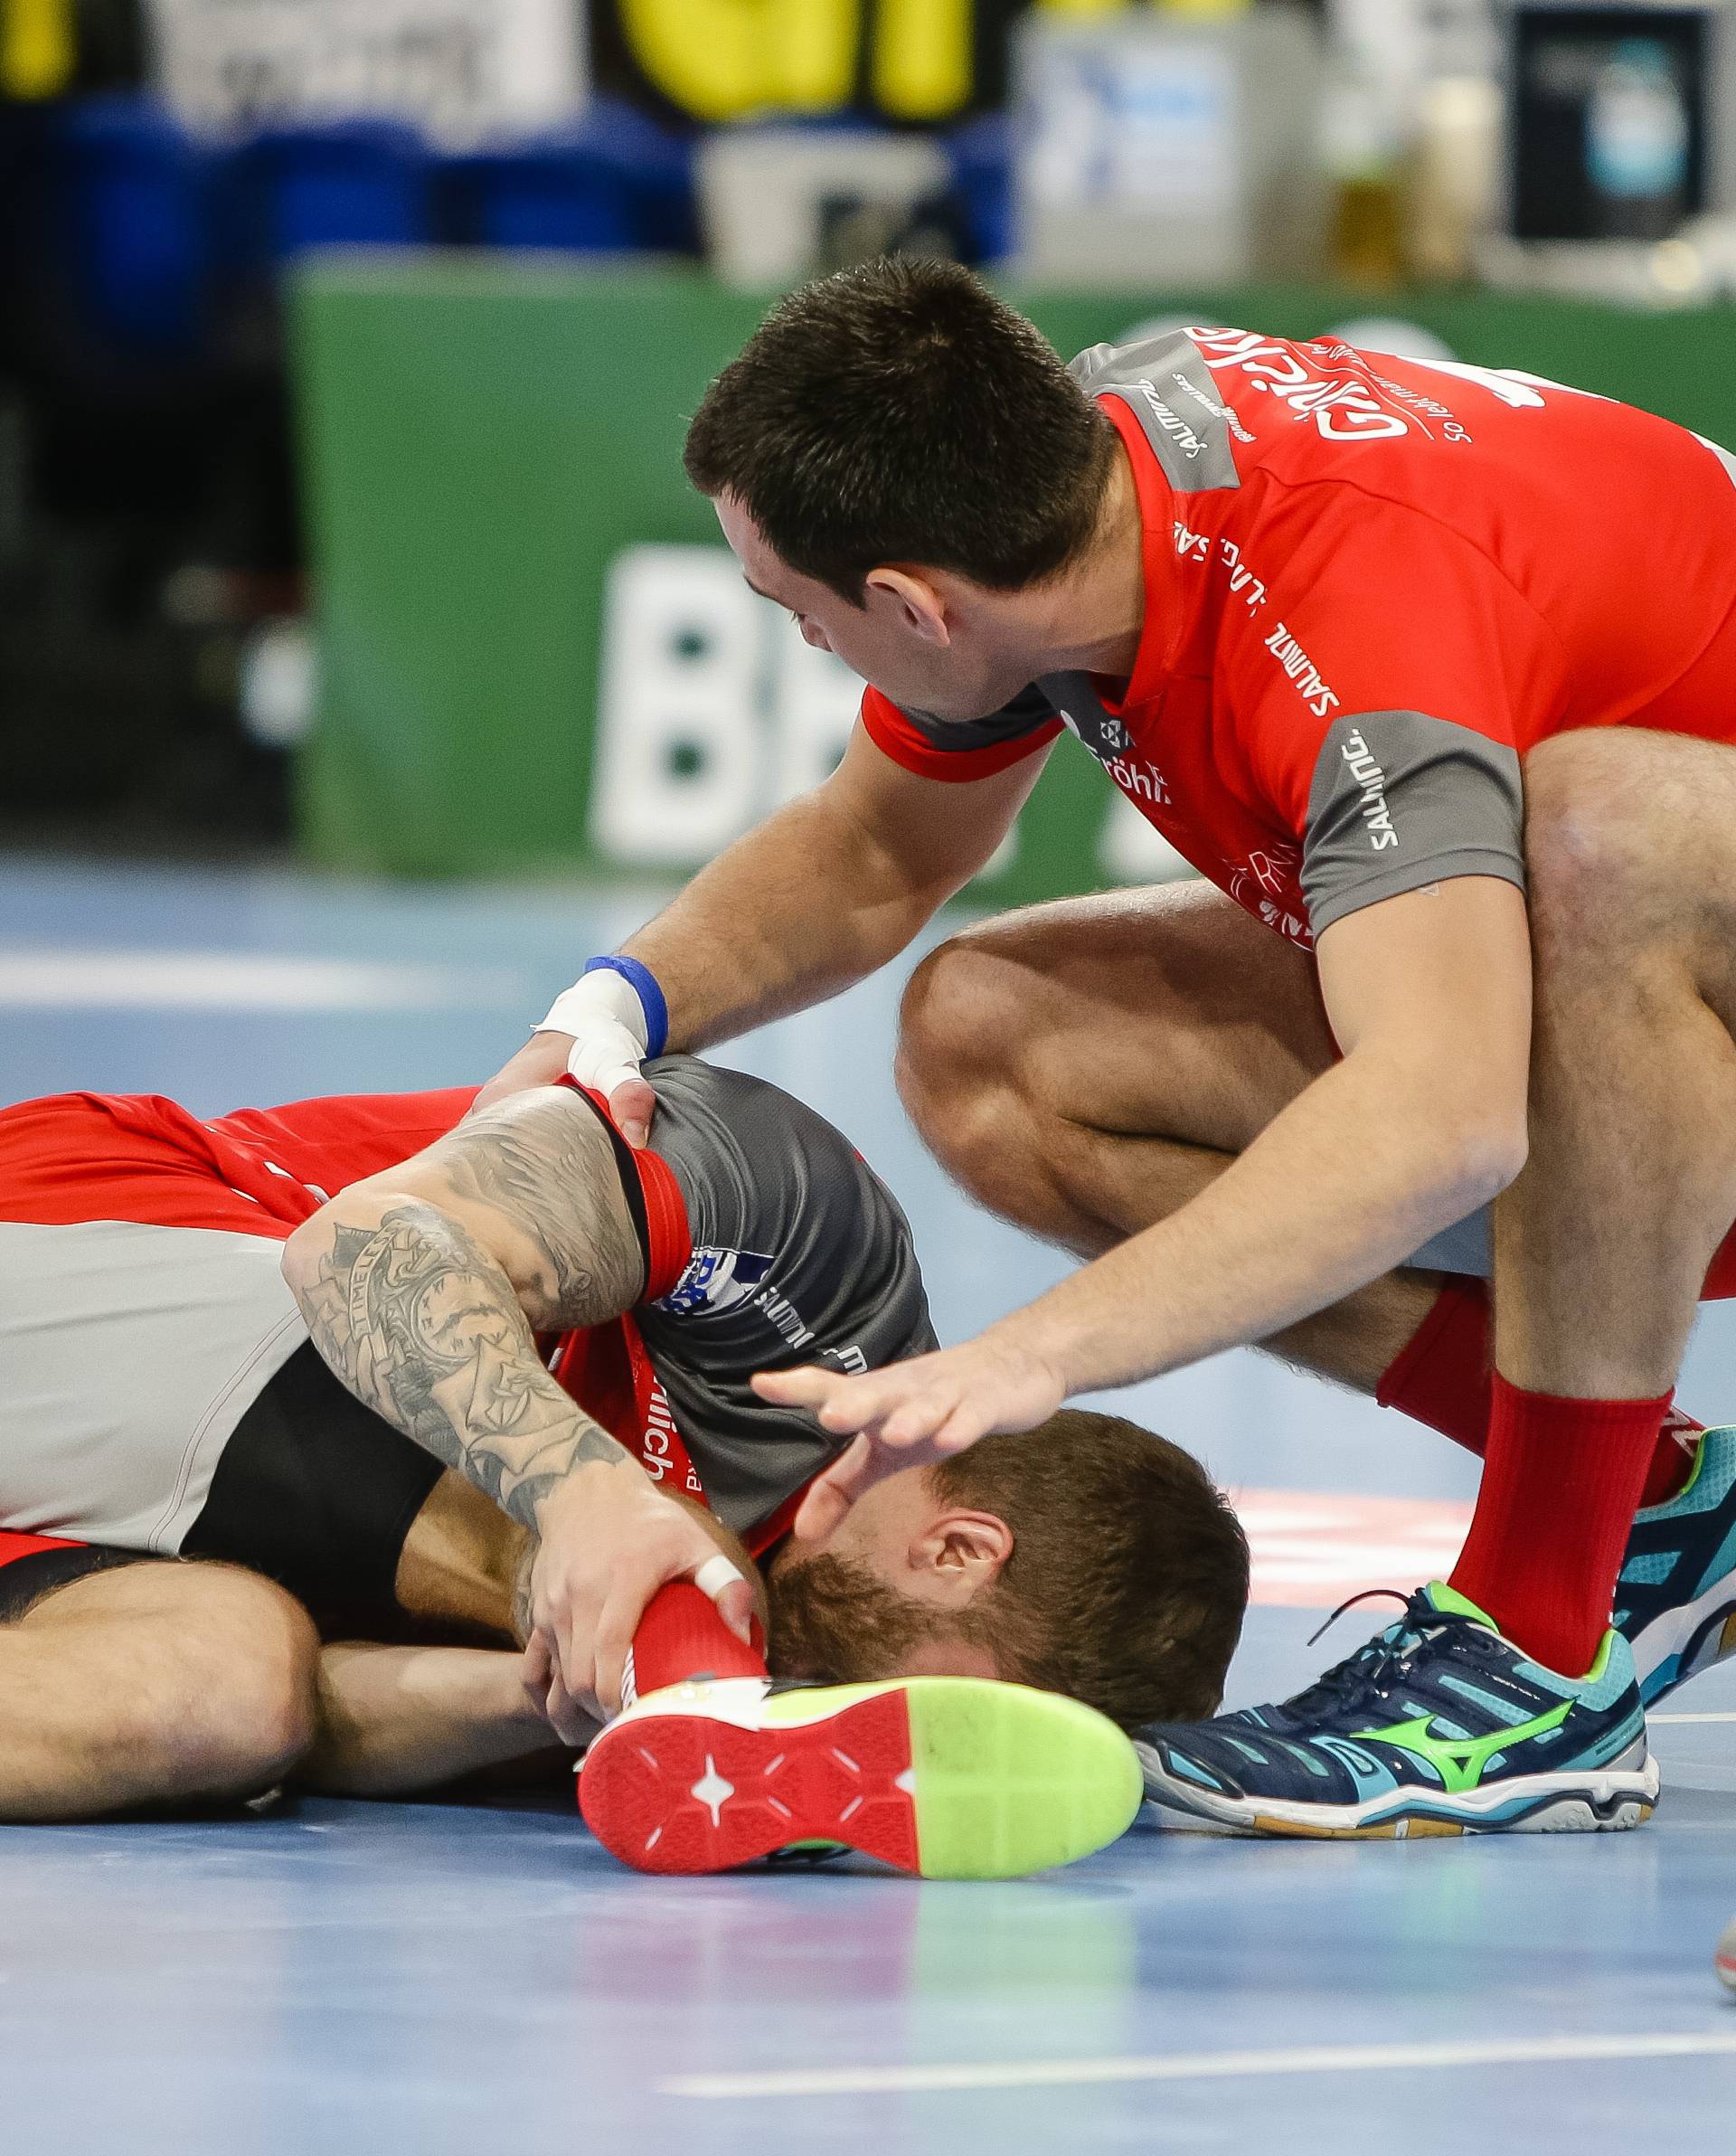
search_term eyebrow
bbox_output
[742,575,786,607]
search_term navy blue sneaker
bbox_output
[1136,1584,1657,1838]
[1617,1425,1736,1707]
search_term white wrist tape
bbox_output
[535,969,652,1099]
[538,967,651,1050]
[694,1554,746,1606]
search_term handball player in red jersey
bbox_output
[482,259,1736,1838]
[0,1056,1246,1873]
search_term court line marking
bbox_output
[0,949,524,1011]
[1652,1713,1736,1724]
[663,2030,1736,2100]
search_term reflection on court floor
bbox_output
[1237,1489,1472,1608]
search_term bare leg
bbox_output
[1420,729,1736,1669]
[392,1467,530,1637]
[0,1561,318,1821]
[897,877,1441,1392]
[1494,732,1736,1395]
[301,1642,570,1795]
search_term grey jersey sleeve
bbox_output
[629,1056,937,1538]
[1301,710,1526,939]
[872,681,1061,762]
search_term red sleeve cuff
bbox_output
[859,691,1062,783]
[563,1081,693,1303]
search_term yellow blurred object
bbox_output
[873,0,972,119]
[1,0,74,99]
[616,0,1253,126]
[618,0,859,123]
[1332,174,1406,288]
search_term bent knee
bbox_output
[100,1565,320,1801]
[171,1568,320,1793]
[895,934,1035,1189]
[1524,733,1679,935]
[0,1563,319,1820]
[899,932,1011,1093]
[896,928,1048,1158]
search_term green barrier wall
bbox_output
[291,257,1736,898]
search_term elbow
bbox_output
[1439,1114,1529,1215]
[280,1214,327,1305]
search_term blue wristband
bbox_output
[583,954,669,1059]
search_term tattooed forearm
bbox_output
[292,1198,630,1528]
[512,1540,536,1647]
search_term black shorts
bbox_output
[0,1342,443,1626]
[0,1539,160,1622]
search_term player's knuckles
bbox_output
[882,1397,947,1443]
[823,1384,891,1432]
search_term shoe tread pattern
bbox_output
[580,1690,920,1876]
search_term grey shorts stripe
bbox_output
[1407,1206,1493,1278]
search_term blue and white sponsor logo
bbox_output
[655,1245,776,1318]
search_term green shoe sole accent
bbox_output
[902,1678,1144,1880]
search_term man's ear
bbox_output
[864,565,952,648]
[909,1508,1013,1607]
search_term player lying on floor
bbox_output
[0,1055,1246,1873]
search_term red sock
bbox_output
[1377,1280,1699,1505]
[1376,1278,1495,1454]
[626,1584,767,1706]
[1448,1374,1670,1673]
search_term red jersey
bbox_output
[863,326,1736,947]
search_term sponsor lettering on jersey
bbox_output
[1174,520,1211,563]
[1106,755,1172,806]
[1168,367,1256,445]
[1134,380,1209,461]
[1224,844,1310,946]
[1339,728,1400,850]
[1256,897,1313,944]
[750,1281,815,1353]
[824,1344,868,1375]
[656,1243,817,1352]
[640,1380,704,1495]
[1217,537,1268,612]
[1367,372,1458,425]
[1262,622,1340,720]
[1188,328,1410,443]
[1236,844,1300,901]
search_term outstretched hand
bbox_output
[754,1337,1066,1542]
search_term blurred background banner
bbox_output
[288,254,1736,903]
[5,0,1736,890]
[147,0,588,147]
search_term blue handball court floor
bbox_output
[1,852,1732,2154]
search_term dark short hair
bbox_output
[683,256,1117,601]
[932,1410,1250,1728]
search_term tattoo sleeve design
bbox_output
[296,1199,628,1527]
[417,1096,646,1329]
[287,1093,656,1525]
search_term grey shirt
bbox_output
[628,1057,937,1538]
